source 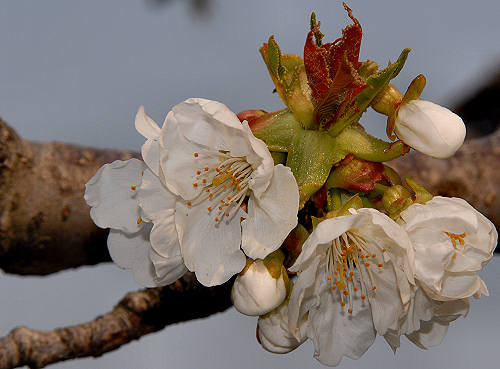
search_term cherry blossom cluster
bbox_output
[84,3,497,367]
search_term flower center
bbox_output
[445,232,466,259]
[325,230,385,314]
[190,151,252,222]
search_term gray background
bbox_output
[1,1,499,368]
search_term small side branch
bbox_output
[0,273,233,369]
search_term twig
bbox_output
[0,273,233,369]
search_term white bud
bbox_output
[395,100,466,158]
[257,301,307,354]
[231,260,287,316]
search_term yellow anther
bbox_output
[194,153,199,158]
[361,295,366,300]
[130,185,136,190]
[137,217,142,224]
[187,201,192,207]
[348,308,353,314]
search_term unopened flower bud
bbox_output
[395,100,466,158]
[257,299,307,354]
[231,256,288,316]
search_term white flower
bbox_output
[399,196,497,301]
[384,283,469,352]
[84,107,190,287]
[288,208,414,366]
[159,98,299,286]
[231,259,287,316]
[84,159,187,287]
[395,100,466,158]
[257,299,307,354]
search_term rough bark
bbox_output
[0,273,233,369]
[1,119,499,276]
[0,119,138,275]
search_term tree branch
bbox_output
[1,120,499,276]
[0,119,138,275]
[0,273,233,369]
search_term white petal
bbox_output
[406,319,448,349]
[395,100,465,159]
[175,202,246,286]
[107,228,157,287]
[288,256,323,338]
[84,159,145,233]
[242,165,299,259]
[141,139,161,176]
[138,168,176,222]
[149,247,188,285]
[289,217,354,273]
[169,98,245,150]
[135,105,161,140]
[307,281,375,366]
[160,120,217,199]
[367,264,408,335]
[241,122,274,197]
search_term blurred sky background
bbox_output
[1,1,499,368]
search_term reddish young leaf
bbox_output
[304,24,331,102]
[327,3,362,77]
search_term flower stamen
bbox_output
[187,150,253,222]
[325,230,381,313]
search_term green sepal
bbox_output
[260,40,315,129]
[286,129,342,209]
[337,194,363,216]
[250,109,302,152]
[267,36,286,82]
[401,74,426,105]
[285,64,315,129]
[334,126,410,162]
[282,224,309,269]
[270,151,287,165]
[358,60,379,79]
[327,49,410,137]
[405,177,433,204]
[382,185,413,219]
[263,249,286,279]
[361,196,375,208]
[311,216,322,231]
[384,165,402,185]
[327,188,342,212]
